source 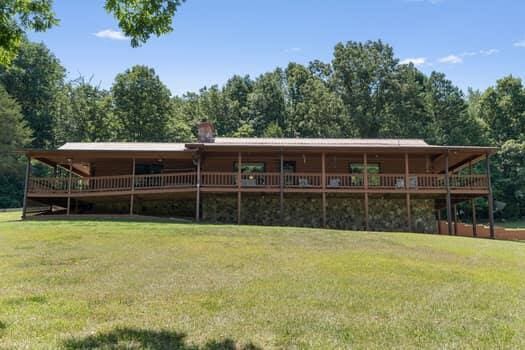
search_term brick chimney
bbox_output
[197,121,215,143]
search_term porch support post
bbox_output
[195,154,201,222]
[471,199,477,237]
[486,153,495,239]
[280,150,284,224]
[321,152,326,228]
[469,162,477,237]
[237,152,242,225]
[21,156,32,219]
[437,209,442,234]
[50,165,57,213]
[405,152,411,232]
[445,151,453,235]
[130,157,136,215]
[453,204,458,235]
[66,159,73,216]
[363,153,369,231]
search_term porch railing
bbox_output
[28,172,489,194]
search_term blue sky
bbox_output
[29,0,525,96]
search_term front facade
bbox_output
[23,123,497,236]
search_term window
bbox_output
[233,162,266,173]
[283,161,296,173]
[135,163,164,175]
[349,163,380,186]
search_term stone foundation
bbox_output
[201,194,436,233]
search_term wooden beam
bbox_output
[437,210,442,234]
[471,199,477,237]
[130,157,136,215]
[445,152,453,235]
[453,204,458,235]
[363,153,369,231]
[321,152,326,228]
[237,152,242,225]
[469,162,477,237]
[196,154,201,222]
[66,160,73,216]
[405,153,411,232]
[280,150,284,224]
[21,156,31,219]
[486,153,495,239]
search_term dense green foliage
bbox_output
[0,39,523,219]
[0,87,31,208]
[0,0,186,65]
[0,213,524,348]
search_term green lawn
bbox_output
[1,212,524,349]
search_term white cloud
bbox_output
[399,57,427,66]
[479,48,499,56]
[514,40,525,48]
[94,29,127,41]
[438,55,463,64]
[283,47,302,53]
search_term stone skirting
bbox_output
[202,194,436,233]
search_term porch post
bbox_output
[66,159,73,216]
[486,153,495,239]
[405,152,411,232]
[21,155,32,219]
[130,157,136,215]
[280,150,284,225]
[237,152,242,225]
[471,199,477,237]
[195,154,201,222]
[50,165,57,213]
[437,209,442,234]
[445,151,453,235]
[363,153,369,231]
[469,162,477,237]
[321,152,326,228]
[453,204,458,235]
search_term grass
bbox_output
[0,212,524,349]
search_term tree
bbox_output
[0,85,32,208]
[0,0,186,66]
[0,41,65,148]
[331,40,398,137]
[424,72,485,146]
[247,69,287,135]
[0,0,57,65]
[54,78,116,144]
[492,140,525,218]
[111,65,172,141]
[478,76,525,144]
[379,63,431,139]
[285,63,346,137]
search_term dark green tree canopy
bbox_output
[0,0,186,66]
[0,40,65,148]
[111,65,172,142]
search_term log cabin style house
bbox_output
[22,122,497,237]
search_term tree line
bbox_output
[1,39,524,220]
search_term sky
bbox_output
[29,0,525,96]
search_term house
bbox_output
[22,122,497,236]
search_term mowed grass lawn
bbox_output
[1,212,524,349]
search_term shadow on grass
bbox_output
[62,327,261,350]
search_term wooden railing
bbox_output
[28,172,489,194]
[326,174,363,188]
[283,173,321,188]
